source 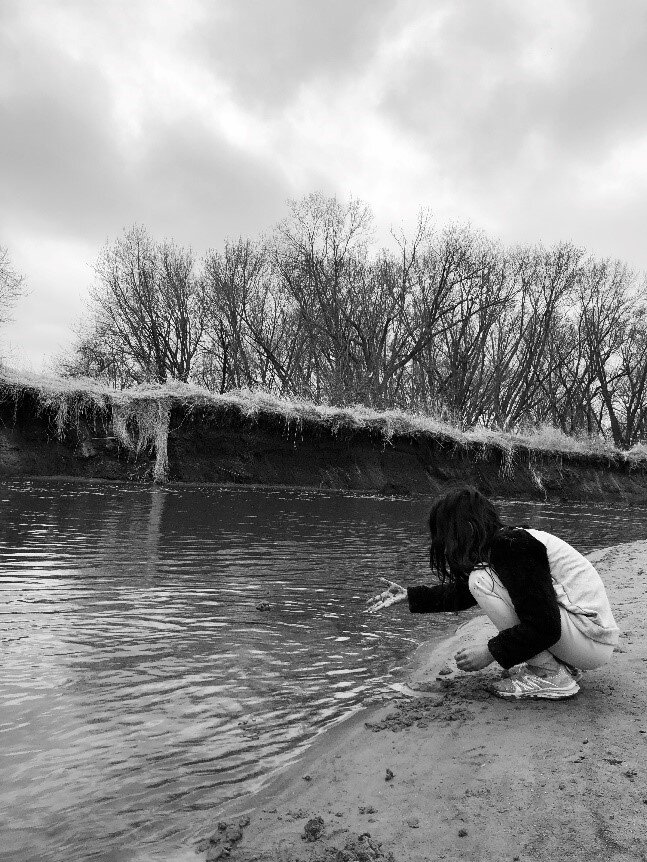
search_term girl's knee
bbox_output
[468,566,519,630]
[582,642,615,671]
[468,566,497,598]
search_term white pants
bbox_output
[468,567,614,671]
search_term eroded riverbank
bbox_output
[3,368,647,503]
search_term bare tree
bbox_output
[272,193,376,403]
[200,239,303,393]
[89,226,206,383]
[59,204,647,446]
[201,239,258,391]
[272,199,509,410]
[478,243,583,430]
[410,230,511,424]
[614,304,647,446]
[576,258,634,447]
[0,245,24,326]
[58,321,142,389]
[535,314,600,436]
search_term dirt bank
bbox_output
[3,369,647,502]
[200,540,647,862]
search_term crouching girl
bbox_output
[368,487,619,700]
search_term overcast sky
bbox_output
[2,0,647,371]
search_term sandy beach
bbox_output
[200,539,647,862]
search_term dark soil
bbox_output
[3,392,647,503]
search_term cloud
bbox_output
[545,0,647,154]
[134,117,289,248]
[351,0,647,251]
[3,231,94,370]
[2,0,647,370]
[378,2,580,174]
[0,0,292,250]
[0,48,128,240]
[191,0,393,111]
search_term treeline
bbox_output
[60,194,647,449]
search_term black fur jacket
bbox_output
[407,527,562,669]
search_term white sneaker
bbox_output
[559,661,584,683]
[491,665,580,700]
[504,661,583,683]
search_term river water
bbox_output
[2,480,647,862]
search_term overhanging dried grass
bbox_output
[1,365,645,484]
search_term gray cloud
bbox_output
[191,0,392,111]
[2,0,647,369]
[133,118,289,250]
[546,1,647,153]
[0,48,126,239]
[380,0,647,185]
[0,13,289,253]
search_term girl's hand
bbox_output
[454,644,494,672]
[366,578,407,613]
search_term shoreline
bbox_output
[199,540,647,862]
[9,474,647,511]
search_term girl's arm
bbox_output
[486,529,562,669]
[407,578,477,613]
[367,577,477,614]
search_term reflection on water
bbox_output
[1,480,646,862]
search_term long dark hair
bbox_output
[428,487,503,582]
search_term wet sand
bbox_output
[200,540,647,862]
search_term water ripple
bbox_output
[1,480,646,862]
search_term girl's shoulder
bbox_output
[491,526,546,556]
